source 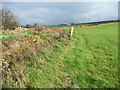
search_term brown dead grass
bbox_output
[2,27,69,87]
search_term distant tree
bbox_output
[26,24,31,28]
[34,23,38,27]
[70,22,74,25]
[1,8,20,30]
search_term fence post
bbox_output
[70,27,74,37]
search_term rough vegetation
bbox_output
[2,26,70,87]
[1,22,119,88]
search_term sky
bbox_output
[2,2,118,26]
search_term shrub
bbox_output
[1,8,20,30]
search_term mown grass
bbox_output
[2,22,118,88]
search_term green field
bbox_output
[3,23,118,88]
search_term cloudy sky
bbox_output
[2,2,118,26]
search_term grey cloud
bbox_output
[2,2,118,25]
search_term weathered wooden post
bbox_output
[70,27,74,37]
[42,26,45,31]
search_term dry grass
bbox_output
[2,27,69,87]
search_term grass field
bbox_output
[2,22,118,88]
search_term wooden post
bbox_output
[70,27,74,37]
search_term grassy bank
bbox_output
[2,22,118,88]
